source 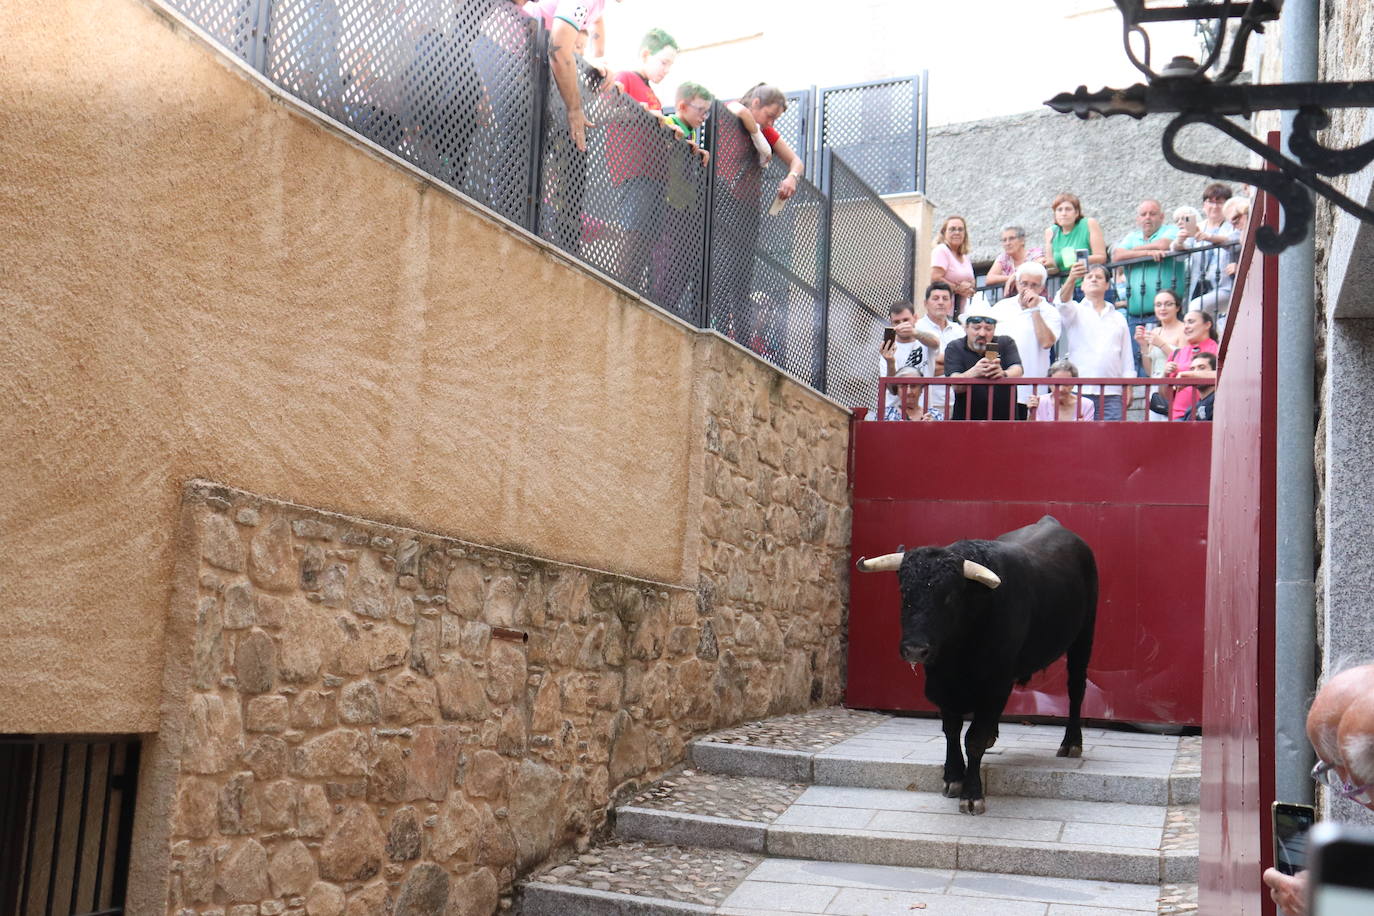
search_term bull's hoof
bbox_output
[942,781,963,798]
[959,797,987,815]
[1056,744,1083,758]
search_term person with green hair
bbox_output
[611,28,679,113]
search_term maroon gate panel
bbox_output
[848,421,1212,725]
[1199,190,1277,914]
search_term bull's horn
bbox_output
[963,560,1001,589]
[856,552,903,572]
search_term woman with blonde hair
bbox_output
[930,215,975,311]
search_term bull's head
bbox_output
[856,548,1000,666]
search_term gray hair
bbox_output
[1047,358,1079,377]
[1000,225,1027,239]
[1015,261,1048,285]
[1173,205,1201,223]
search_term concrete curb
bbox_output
[519,882,717,915]
[688,742,813,782]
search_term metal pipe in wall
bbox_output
[1274,0,1318,808]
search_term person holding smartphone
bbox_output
[1262,663,1374,915]
[877,301,923,417]
[943,301,1023,420]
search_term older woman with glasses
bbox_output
[930,215,976,311]
[1262,663,1374,916]
[985,225,1045,297]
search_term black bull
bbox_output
[856,515,1097,814]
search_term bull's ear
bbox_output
[962,560,1001,589]
[856,552,904,572]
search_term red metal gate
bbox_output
[847,420,1211,725]
[1199,191,1277,915]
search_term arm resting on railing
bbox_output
[550,19,592,151]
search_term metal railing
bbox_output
[976,241,1240,323]
[873,376,1218,422]
[166,0,917,404]
[0,737,141,916]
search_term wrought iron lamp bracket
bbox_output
[1047,80,1374,253]
[1047,0,1374,253]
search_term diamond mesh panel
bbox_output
[827,152,914,407]
[166,0,263,63]
[706,111,826,387]
[771,89,812,175]
[535,62,709,320]
[820,78,917,195]
[264,0,537,224]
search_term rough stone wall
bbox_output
[925,108,1250,266]
[694,337,851,722]
[1313,0,1374,829]
[141,370,849,915]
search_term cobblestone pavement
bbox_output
[698,706,892,750]
[628,768,805,823]
[527,839,761,907]
[1159,734,1202,914]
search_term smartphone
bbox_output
[984,340,999,360]
[1272,801,1315,876]
[1308,821,1374,915]
[1075,248,1089,268]
[882,327,896,347]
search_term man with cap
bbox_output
[943,300,1024,420]
[1261,663,1374,915]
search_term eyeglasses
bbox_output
[1204,196,1228,203]
[684,101,711,114]
[1312,760,1373,804]
[965,317,996,326]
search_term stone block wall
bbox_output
[694,337,852,722]
[142,366,850,915]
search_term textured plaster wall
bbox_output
[0,0,851,735]
[924,108,1251,267]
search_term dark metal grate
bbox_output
[263,0,538,224]
[0,737,141,916]
[826,151,915,407]
[706,109,827,387]
[534,61,710,320]
[771,88,813,177]
[819,77,919,195]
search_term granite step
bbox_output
[691,717,1200,806]
[520,842,1198,915]
[614,778,1195,885]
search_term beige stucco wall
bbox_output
[0,0,849,734]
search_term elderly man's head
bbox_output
[1136,199,1165,236]
[1307,664,1374,807]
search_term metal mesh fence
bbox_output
[706,108,827,387]
[263,0,538,225]
[534,63,710,321]
[819,77,920,195]
[825,151,915,407]
[157,1,924,403]
[166,0,266,65]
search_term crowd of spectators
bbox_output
[874,182,1251,424]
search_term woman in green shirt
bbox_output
[1043,192,1106,277]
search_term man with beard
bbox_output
[943,301,1023,420]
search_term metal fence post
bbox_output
[249,0,272,74]
[818,148,834,394]
[919,69,929,195]
[524,23,552,234]
[697,102,719,329]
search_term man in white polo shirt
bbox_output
[1055,262,1135,420]
[992,262,1061,420]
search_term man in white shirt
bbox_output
[992,262,1062,420]
[912,282,964,419]
[1055,263,1135,420]
[877,300,922,418]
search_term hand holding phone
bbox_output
[1273,801,1315,877]
[883,327,897,347]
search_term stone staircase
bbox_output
[518,708,1200,915]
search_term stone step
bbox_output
[690,717,1200,806]
[615,782,1195,886]
[519,840,1198,915]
